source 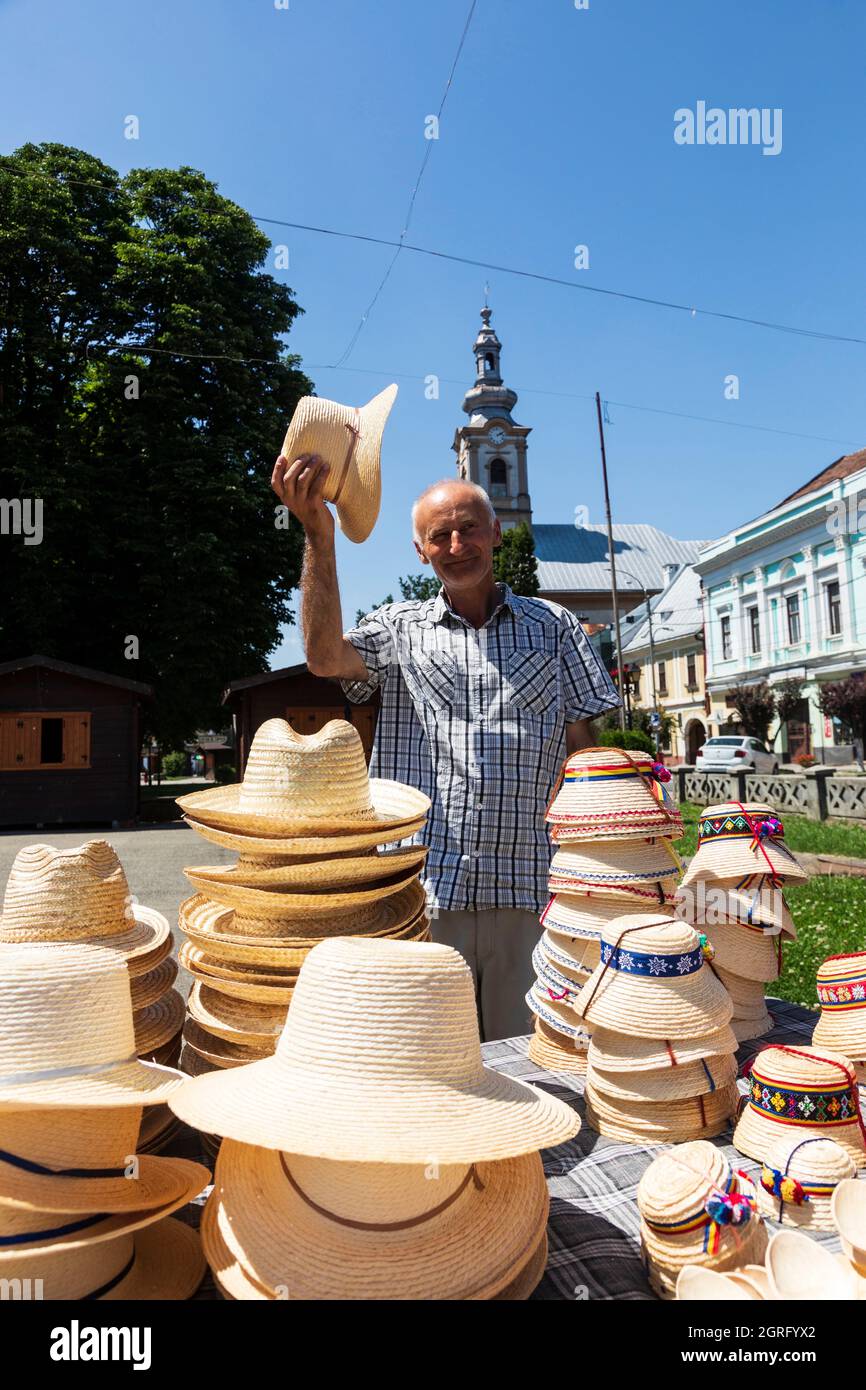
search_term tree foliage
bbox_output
[356,573,440,623]
[730,680,776,741]
[493,522,539,596]
[772,676,804,746]
[817,678,866,748]
[0,143,312,744]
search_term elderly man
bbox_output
[272,453,620,1040]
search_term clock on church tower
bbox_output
[452,307,533,530]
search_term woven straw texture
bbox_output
[129,958,179,1011]
[188,844,427,892]
[539,931,600,976]
[0,1217,205,1300]
[586,1079,739,1134]
[179,881,427,951]
[182,812,427,859]
[680,802,807,887]
[754,1135,856,1232]
[590,1052,737,1103]
[526,982,590,1043]
[549,839,681,895]
[527,1019,588,1074]
[702,921,783,983]
[734,1044,866,1170]
[184,861,421,917]
[186,984,287,1045]
[546,747,683,839]
[587,1022,738,1073]
[813,953,866,1057]
[133,990,185,1057]
[675,878,796,939]
[542,892,651,941]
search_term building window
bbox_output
[720,614,732,660]
[748,606,761,654]
[786,593,801,645]
[826,580,842,636]
[657,661,668,696]
[0,712,91,770]
[489,457,508,498]
[686,652,697,689]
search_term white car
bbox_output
[695,736,779,773]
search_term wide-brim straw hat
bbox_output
[184,862,422,918]
[765,1227,860,1300]
[0,1215,206,1300]
[171,938,580,1163]
[541,893,652,941]
[187,845,428,893]
[588,1023,738,1073]
[0,840,171,964]
[680,803,807,886]
[539,930,600,977]
[525,982,589,1043]
[734,1044,866,1170]
[694,921,782,983]
[527,1018,588,1074]
[574,913,733,1039]
[182,1017,275,1069]
[586,1079,739,1138]
[133,989,185,1058]
[637,1141,767,1293]
[549,839,682,897]
[0,1103,209,1214]
[136,1104,182,1156]
[675,878,796,940]
[813,953,866,1057]
[753,1134,857,1231]
[280,384,397,543]
[178,718,429,836]
[590,1053,737,1104]
[0,947,187,1110]
[546,746,683,840]
[129,957,179,1011]
[208,1141,549,1301]
[186,983,287,1047]
[183,812,428,859]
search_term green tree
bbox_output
[773,676,804,749]
[730,680,776,741]
[493,522,539,596]
[0,145,313,745]
[817,678,866,762]
[356,573,440,623]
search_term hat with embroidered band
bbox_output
[539,930,600,977]
[546,747,682,841]
[279,384,397,543]
[171,938,581,1162]
[548,839,682,898]
[574,914,732,1039]
[679,803,807,887]
[589,1052,738,1104]
[0,840,170,966]
[637,1140,767,1298]
[541,892,652,942]
[0,948,186,1110]
[0,1105,209,1215]
[531,940,590,997]
[186,845,428,893]
[527,1018,587,1075]
[207,1140,550,1301]
[178,718,429,836]
[182,811,428,859]
[0,1215,206,1300]
[753,1135,856,1232]
[734,1044,866,1170]
[587,1022,738,1073]
[813,953,866,1056]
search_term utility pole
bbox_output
[646,603,661,756]
[595,392,626,733]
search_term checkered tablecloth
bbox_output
[479,999,834,1301]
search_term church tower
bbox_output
[452,306,532,530]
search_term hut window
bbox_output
[0,712,91,770]
[40,718,64,764]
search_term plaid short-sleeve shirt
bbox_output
[341,584,620,913]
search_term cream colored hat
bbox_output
[734,1044,866,1169]
[541,893,651,941]
[546,747,682,841]
[676,1265,760,1300]
[0,1216,206,1300]
[766,1227,860,1300]
[280,384,397,543]
[171,938,580,1162]
[688,921,782,983]
[0,947,186,1109]
[0,840,169,965]
[182,811,427,858]
[679,803,806,886]
[539,930,600,977]
[585,1080,739,1143]
[184,861,421,918]
[813,953,866,1057]
[186,845,427,892]
[548,839,682,898]
[531,940,590,995]
[525,981,589,1043]
[178,718,429,835]
[574,913,733,1039]
[527,1018,588,1075]
[588,1023,738,1073]
[754,1135,856,1231]
[714,965,770,1019]
[833,1178,866,1271]
[675,877,796,939]
[590,1053,737,1104]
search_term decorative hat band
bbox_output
[280,1155,484,1232]
[747,1073,859,1127]
[698,814,784,848]
[644,1172,754,1254]
[759,1165,834,1206]
[600,938,707,979]
[552,867,679,886]
[817,978,866,1010]
[563,761,674,806]
[0,1148,130,1180]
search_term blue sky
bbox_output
[3,0,865,667]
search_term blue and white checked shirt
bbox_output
[342,584,620,913]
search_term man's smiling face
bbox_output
[413,482,502,593]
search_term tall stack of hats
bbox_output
[0,840,184,1153]
[813,951,866,1082]
[677,801,805,1041]
[175,719,431,1090]
[526,747,684,1073]
[733,1043,866,1174]
[169,936,581,1300]
[575,912,739,1142]
[0,946,210,1300]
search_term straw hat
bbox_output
[133,990,185,1058]
[531,941,588,998]
[182,812,427,859]
[732,1014,775,1044]
[187,845,428,892]
[0,840,170,964]
[184,861,422,918]
[186,984,286,1047]
[754,1135,856,1231]
[675,877,796,939]
[586,1079,739,1140]
[0,1215,205,1300]
[207,1140,549,1301]
[546,747,683,840]
[178,718,429,835]
[637,1141,767,1297]
[0,1102,208,1215]
[171,938,580,1162]
[680,803,806,886]
[692,921,783,983]
[714,966,770,1018]
[590,1053,737,1104]
[676,1265,760,1300]
[136,1104,182,1156]
[813,953,866,1056]
[574,914,733,1039]
[539,930,600,977]
[548,840,682,898]
[527,1018,587,1074]
[766,1228,859,1300]
[280,384,397,543]
[182,1016,274,1068]
[179,941,299,988]
[588,1022,738,1073]
[129,958,179,1011]
[0,947,187,1110]
[734,1045,866,1169]
[525,982,589,1043]
[541,893,651,942]
[832,1178,866,1271]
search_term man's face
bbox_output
[413,486,501,592]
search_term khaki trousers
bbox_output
[430,907,540,1043]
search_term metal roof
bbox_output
[0,655,153,697]
[534,524,706,596]
[621,563,703,653]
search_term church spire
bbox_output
[461,306,518,423]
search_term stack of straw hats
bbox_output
[677,801,805,1041]
[169,936,580,1300]
[637,1140,767,1298]
[175,719,431,1093]
[0,840,183,1153]
[733,1043,866,1171]
[576,912,739,1143]
[676,1226,866,1301]
[526,747,684,1073]
[0,946,209,1300]
[813,951,866,1080]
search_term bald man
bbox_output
[272,455,620,1041]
